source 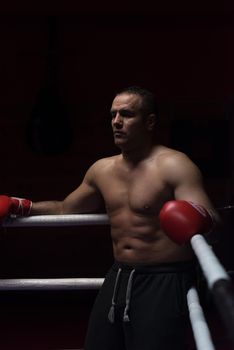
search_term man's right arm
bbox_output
[31,200,64,215]
[0,162,104,219]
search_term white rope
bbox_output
[0,278,104,291]
[191,234,230,288]
[1,214,233,348]
[187,287,215,350]
[2,216,229,290]
[2,216,230,290]
[2,214,109,227]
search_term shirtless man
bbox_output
[0,86,217,349]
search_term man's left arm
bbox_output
[159,152,221,244]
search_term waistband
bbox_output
[112,260,196,274]
[108,260,196,324]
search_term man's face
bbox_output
[110,93,149,150]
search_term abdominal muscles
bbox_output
[109,210,194,264]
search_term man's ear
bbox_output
[146,114,156,131]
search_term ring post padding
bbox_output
[212,279,234,343]
[187,287,215,350]
[190,234,229,288]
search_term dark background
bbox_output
[0,3,233,349]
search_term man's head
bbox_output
[115,86,158,119]
[110,86,158,151]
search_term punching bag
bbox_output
[27,16,73,155]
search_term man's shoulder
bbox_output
[155,145,187,163]
[90,155,120,173]
[84,155,120,186]
[155,145,201,181]
[154,145,196,172]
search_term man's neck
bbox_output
[121,142,155,166]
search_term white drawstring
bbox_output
[108,267,136,323]
[123,269,135,322]
[108,268,122,323]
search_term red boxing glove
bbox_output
[0,195,32,219]
[159,200,213,245]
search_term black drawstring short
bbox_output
[85,260,196,350]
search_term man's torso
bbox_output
[93,146,194,264]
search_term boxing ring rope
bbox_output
[190,234,234,345]
[3,214,109,227]
[0,278,104,291]
[187,287,215,350]
[2,214,234,349]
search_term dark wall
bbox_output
[0,12,233,272]
[0,9,233,350]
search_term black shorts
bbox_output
[84,260,196,350]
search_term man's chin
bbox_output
[114,136,127,143]
[114,138,125,147]
[114,139,131,151]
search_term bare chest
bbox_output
[98,164,172,215]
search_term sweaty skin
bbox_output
[31,93,216,264]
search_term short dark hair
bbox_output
[115,86,158,116]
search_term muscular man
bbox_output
[0,86,218,349]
